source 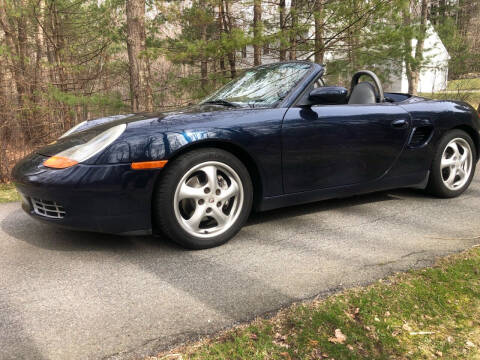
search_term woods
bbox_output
[0,0,479,182]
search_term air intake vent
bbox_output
[409,126,433,147]
[32,198,66,219]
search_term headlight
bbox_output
[43,124,127,169]
[59,121,87,139]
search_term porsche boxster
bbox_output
[12,61,479,249]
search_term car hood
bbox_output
[35,104,252,157]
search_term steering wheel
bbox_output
[350,70,384,103]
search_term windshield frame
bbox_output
[200,61,322,109]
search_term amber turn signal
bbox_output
[43,156,79,169]
[131,160,168,170]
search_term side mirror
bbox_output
[309,86,348,105]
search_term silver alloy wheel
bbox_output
[441,138,473,191]
[173,161,244,238]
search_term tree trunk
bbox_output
[227,52,236,79]
[217,5,227,78]
[402,3,414,94]
[0,0,32,140]
[17,0,27,94]
[253,0,262,66]
[221,0,236,78]
[33,0,46,98]
[279,0,286,61]
[0,0,25,108]
[126,0,151,112]
[314,0,324,64]
[201,20,208,90]
[403,0,430,95]
[289,0,297,60]
[410,0,430,95]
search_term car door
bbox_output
[282,103,411,194]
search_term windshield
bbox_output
[202,62,312,108]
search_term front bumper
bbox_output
[12,153,160,235]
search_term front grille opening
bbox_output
[32,198,66,219]
[409,126,433,148]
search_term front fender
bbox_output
[98,109,285,197]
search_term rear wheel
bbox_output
[427,129,476,198]
[153,148,253,249]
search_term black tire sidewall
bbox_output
[428,129,477,198]
[153,148,253,249]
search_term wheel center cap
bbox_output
[209,198,215,203]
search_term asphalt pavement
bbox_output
[1,171,479,359]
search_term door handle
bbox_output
[391,119,408,129]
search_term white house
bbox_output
[386,21,450,93]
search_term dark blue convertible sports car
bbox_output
[13,61,480,249]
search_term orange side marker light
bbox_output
[131,160,168,170]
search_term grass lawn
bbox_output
[447,78,480,91]
[422,77,480,109]
[0,183,20,203]
[420,91,480,110]
[154,247,480,359]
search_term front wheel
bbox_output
[153,148,253,249]
[427,129,476,198]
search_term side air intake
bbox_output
[409,126,433,148]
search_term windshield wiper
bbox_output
[202,99,238,107]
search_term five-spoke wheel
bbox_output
[174,162,243,238]
[154,148,253,249]
[440,138,473,191]
[428,129,476,198]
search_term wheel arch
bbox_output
[161,140,264,210]
[450,124,480,159]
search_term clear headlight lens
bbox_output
[59,121,87,139]
[44,123,127,169]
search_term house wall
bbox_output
[417,21,450,93]
[377,21,450,94]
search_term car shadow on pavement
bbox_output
[1,188,427,253]
[0,208,183,253]
[247,188,426,226]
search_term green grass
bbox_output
[421,77,480,109]
[155,248,480,359]
[0,183,20,203]
[421,91,480,109]
[447,78,480,91]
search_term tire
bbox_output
[427,129,477,198]
[153,148,253,249]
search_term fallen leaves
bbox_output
[308,339,319,346]
[328,328,347,344]
[273,332,289,348]
[344,307,360,321]
[157,354,183,360]
[310,349,329,359]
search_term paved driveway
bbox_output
[1,172,480,359]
